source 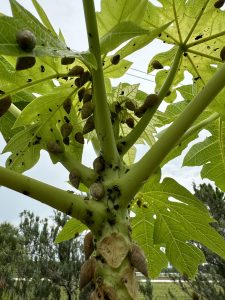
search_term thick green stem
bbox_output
[0,166,105,231]
[119,62,225,205]
[120,47,183,154]
[157,112,219,142]
[178,112,219,142]
[82,0,119,164]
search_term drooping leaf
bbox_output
[55,217,87,243]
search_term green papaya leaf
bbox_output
[55,217,87,243]
[100,21,148,54]
[139,176,225,278]
[183,118,225,192]
[0,1,96,69]
[115,21,173,60]
[145,0,225,104]
[103,57,132,78]
[97,0,148,37]
[3,85,83,172]
[132,205,168,278]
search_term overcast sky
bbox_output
[0,0,210,225]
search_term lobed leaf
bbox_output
[183,118,225,192]
[97,0,148,37]
[134,175,225,278]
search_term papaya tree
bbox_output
[1,0,225,299]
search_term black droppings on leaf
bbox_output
[16,56,36,71]
[27,78,32,82]
[195,34,203,40]
[32,140,40,145]
[183,52,188,57]
[193,76,201,81]
[64,116,70,123]
[40,65,45,72]
[63,137,70,145]
[8,158,12,165]
[48,108,52,112]
[137,199,142,208]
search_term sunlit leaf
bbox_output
[183,118,225,192]
[100,21,148,54]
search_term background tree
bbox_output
[0,222,28,299]
[170,183,225,299]
[1,0,225,298]
[18,210,85,300]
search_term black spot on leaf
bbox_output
[195,34,203,40]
